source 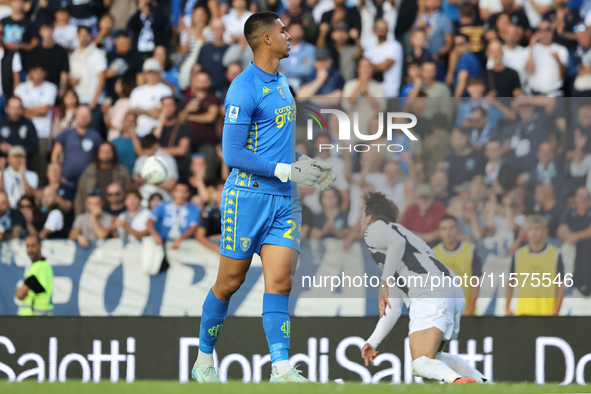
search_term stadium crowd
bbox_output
[0,0,590,315]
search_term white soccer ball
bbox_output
[141,156,169,185]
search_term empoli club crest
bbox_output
[240,237,251,252]
[277,85,285,100]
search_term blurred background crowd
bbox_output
[0,0,590,314]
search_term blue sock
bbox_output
[199,289,229,354]
[262,293,290,364]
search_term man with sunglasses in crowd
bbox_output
[69,189,113,248]
[526,19,569,96]
[105,182,126,216]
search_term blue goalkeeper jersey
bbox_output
[223,61,296,197]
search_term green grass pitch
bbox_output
[2,381,590,394]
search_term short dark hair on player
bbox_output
[363,192,399,223]
[244,12,280,51]
[439,214,458,225]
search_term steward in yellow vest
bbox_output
[506,215,564,316]
[16,235,53,316]
[434,215,482,315]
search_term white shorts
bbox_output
[408,298,465,341]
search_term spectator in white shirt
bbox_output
[129,58,173,137]
[14,65,57,183]
[0,145,38,208]
[53,8,78,52]
[362,19,403,97]
[221,0,252,45]
[526,20,568,96]
[69,26,107,109]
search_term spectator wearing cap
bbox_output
[297,47,345,102]
[127,0,169,58]
[279,22,317,90]
[440,128,487,194]
[129,58,174,137]
[15,64,57,183]
[0,190,25,240]
[69,26,107,114]
[0,96,38,159]
[28,23,70,92]
[195,19,229,94]
[179,70,221,155]
[74,141,131,216]
[483,40,522,97]
[69,190,113,247]
[51,106,102,184]
[362,19,403,97]
[399,184,447,245]
[449,33,481,97]
[526,19,569,96]
[0,145,38,208]
[152,96,191,183]
[105,30,143,104]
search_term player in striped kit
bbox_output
[360,192,487,384]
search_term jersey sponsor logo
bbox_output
[228,106,239,123]
[277,85,285,100]
[240,237,251,252]
[262,86,270,94]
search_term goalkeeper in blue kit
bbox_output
[192,12,336,383]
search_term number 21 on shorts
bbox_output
[283,220,301,243]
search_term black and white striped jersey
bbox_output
[364,220,464,300]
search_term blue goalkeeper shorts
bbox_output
[220,187,302,259]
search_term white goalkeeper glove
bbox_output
[274,159,323,186]
[315,160,337,191]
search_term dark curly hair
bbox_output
[362,191,399,223]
